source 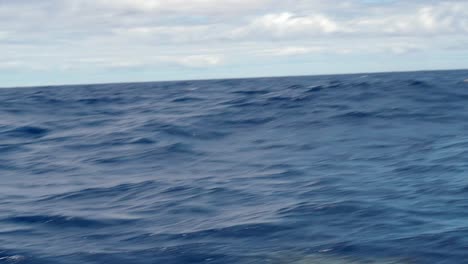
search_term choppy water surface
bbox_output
[1,70,468,264]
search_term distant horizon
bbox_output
[2,67,467,89]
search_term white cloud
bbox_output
[350,2,468,35]
[265,46,325,56]
[1,0,468,86]
[175,55,223,68]
[229,2,468,40]
[0,61,23,70]
[60,58,148,70]
[231,12,340,39]
[91,0,271,14]
[3,1,468,44]
[0,60,47,71]
[56,54,224,71]
[112,25,219,44]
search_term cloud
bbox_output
[229,2,468,41]
[0,61,24,70]
[230,12,340,39]
[0,0,468,86]
[111,25,219,44]
[175,55,223,68]
[264,46,325,56]
[56,54,224,71]
[0,60,46,71]
[3,1,468,44]
[91,0,271,15]
[350,2,468,35]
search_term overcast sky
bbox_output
[1,0,468,87]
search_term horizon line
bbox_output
[1,67,467,90]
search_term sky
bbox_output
[1,0,468,87]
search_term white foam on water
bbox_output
[0,255,26,263]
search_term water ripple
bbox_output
[1,70,468,263]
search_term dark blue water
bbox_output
[1,70,468,264]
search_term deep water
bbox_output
[2,70,468,264]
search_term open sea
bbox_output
[1,70,468,264]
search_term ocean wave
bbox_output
[2,126,49,139]
[39,181,159,202]
[2,70,468,263]
[2,215,133,228]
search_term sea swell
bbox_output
[1,70,468,263]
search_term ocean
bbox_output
[1,70,468,264]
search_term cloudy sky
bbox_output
[1,0,468,87]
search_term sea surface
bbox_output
[1,70,468,264]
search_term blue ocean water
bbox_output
[1,70,468,264]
